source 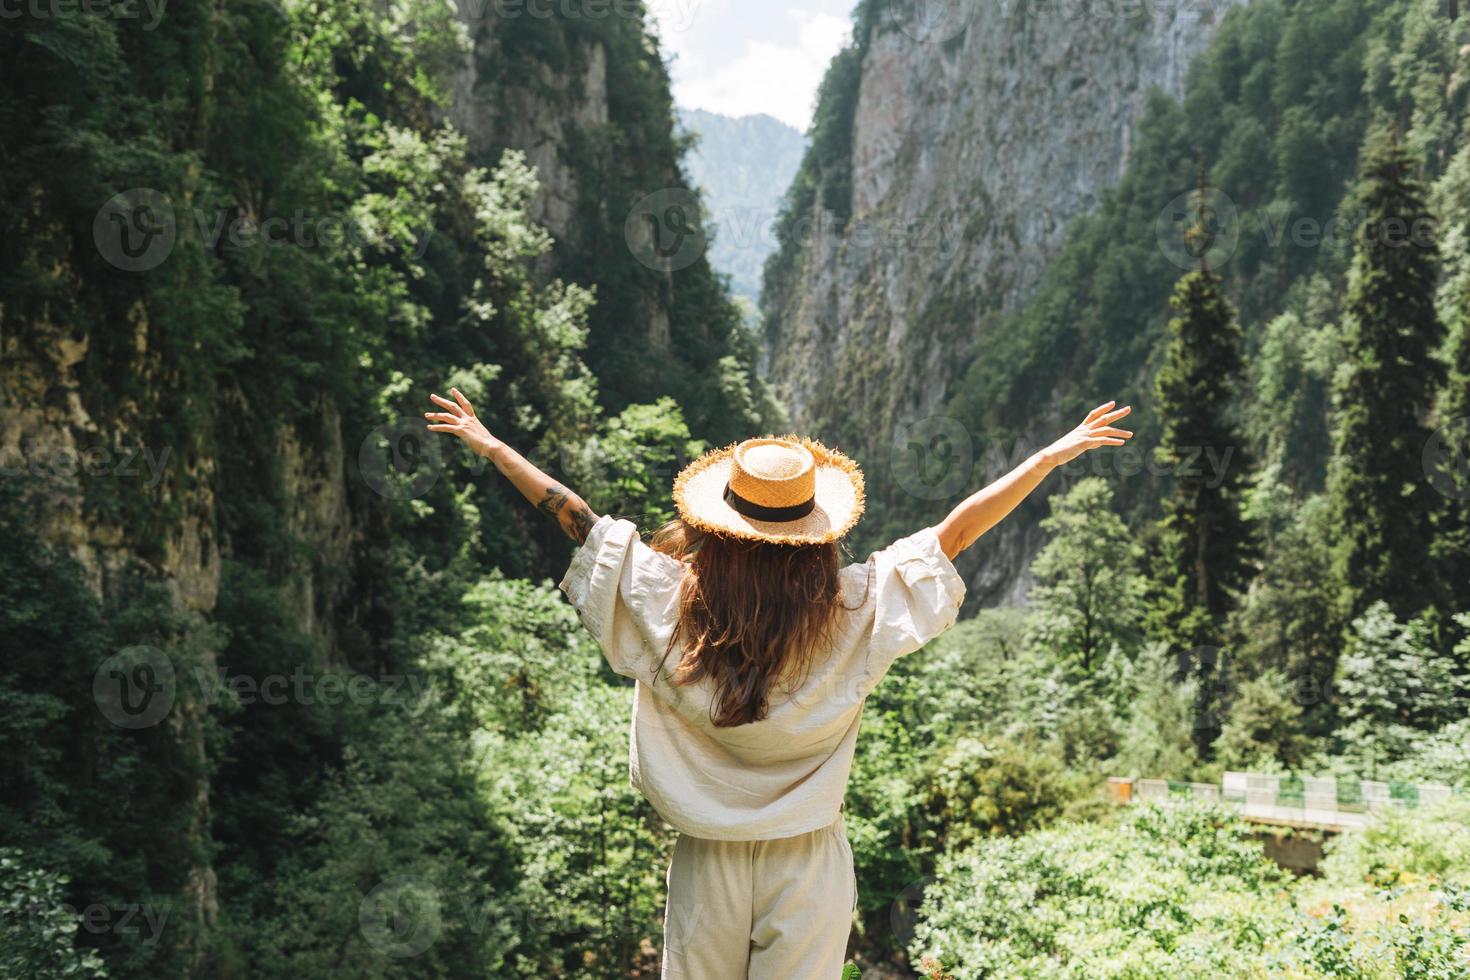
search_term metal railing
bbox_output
[1107,772,1467,831]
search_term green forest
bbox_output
[3,0,1470,977]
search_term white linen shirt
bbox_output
[558,514,966,841]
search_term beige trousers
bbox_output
[660,813,857,979]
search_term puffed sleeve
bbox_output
[558,514,686,682]
[867,525,966,668]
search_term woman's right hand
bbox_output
[1041,401,1133,469]
[425,387,504,459]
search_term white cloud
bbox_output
[654,7,851,131]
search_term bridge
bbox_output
[1108,772,1466,833]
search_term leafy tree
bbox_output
[1325,126,1446,624]
[1334,602,1470,779]
[564,396,706,529]
[252,707,516,980]
[1319,796,1470,890]
[1358,715,1470,788]
[1231,490,1344,736]
[1108,642,1203,781]
[1027,477,1145,671]
[1243,296,1337,494]
[1213,668,1314,772]
[0,492,222,977]
[430,577,675,978]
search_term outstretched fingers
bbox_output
[1090,406,1132,428]
[1083,400,1117,424]
[429,393,465,416]
[450,387,477,417]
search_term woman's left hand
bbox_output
[1041,401,1133,469]
[425,388,503,459]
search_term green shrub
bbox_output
[920,736,1088,847]
[0,849,108,979]
[914,799,1470,978]
[912,801,1289,978]
[1319,798,1470,888]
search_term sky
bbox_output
[648,0,855,132]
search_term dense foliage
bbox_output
[4,0,1470,977]
[1,0,765,976]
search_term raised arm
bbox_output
[425,387,600,543]
[932,401,1133,560]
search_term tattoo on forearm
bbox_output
[567,504,598,544]
[537,484,571,522]
[537,484,599,543]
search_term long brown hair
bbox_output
[650,518,861,727]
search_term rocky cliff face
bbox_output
[449,23,609,249]
[761,0,1242,605]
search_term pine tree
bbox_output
[1147,166,1256,752]
[1149,269,1255,642]
[1325,127,1446,624]
[1428,279,1470,622]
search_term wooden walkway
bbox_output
[1109,772,1465,833]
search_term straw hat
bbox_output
[672,434,865,545]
